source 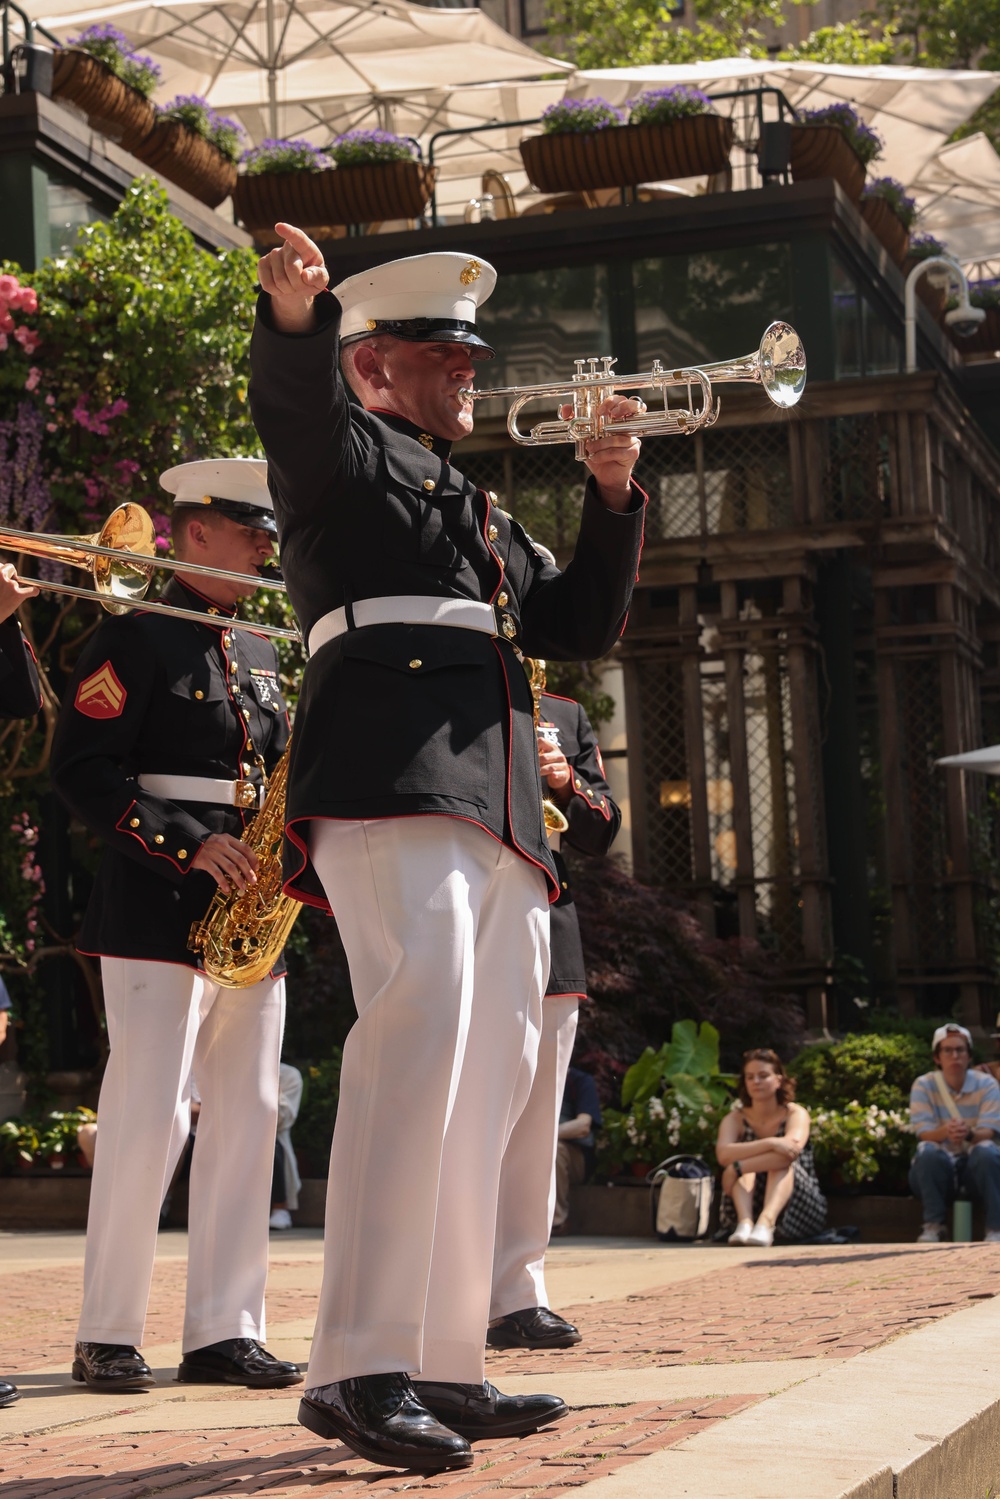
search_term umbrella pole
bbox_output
[266,0,278,138]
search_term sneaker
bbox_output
[728,1219,754,1245]
[916,1223,947,1243]
[984,1229,1000,1244]
[746,1220,774,1247]
[269,1208,293,1231]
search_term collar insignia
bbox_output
[418,433,434,450]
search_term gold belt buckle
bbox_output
[234,779,258,809]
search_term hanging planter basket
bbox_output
[520,114,734,195]
[51,49,155,154]
[133,118,237,209]
[859,197,910,267]
[234,160,437,234]
[788,124,866,203]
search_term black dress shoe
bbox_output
[413,1379,567,1440]
[0,1381,20,1408]
[486,1306,582,1350]
[298,1372,473,1471]
[177,1338,303,1388]
[72,1342,155,1392]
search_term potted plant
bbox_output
[52,24,161,155]
[234,131,436,237]
[789,102,882,203]
[134,96,243,209]
[520,89,733,196]
[859,176,916,266]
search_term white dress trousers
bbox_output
[77,957,285,1352]
[306,815,550,1387]
[490,994,579,1319]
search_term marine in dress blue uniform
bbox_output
[50,460,301,1395]
[490,688,620,1350]
[249,231,645,1472]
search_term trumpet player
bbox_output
[50,459,301,1395]
[249,226,646,1472]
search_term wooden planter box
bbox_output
[51,48,154,155]
[860,195,910,267]
[133,118,237,209]
[234,160,438,234]
[789,123,866,203]
[519,115,735,195]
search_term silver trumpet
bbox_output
[462,321,806,460]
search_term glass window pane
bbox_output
[631,244,793,369]
[47,177,108,256]
[832,258,861,379]
[862,298,901,375]
[473,263,610,420]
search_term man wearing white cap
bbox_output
[51,459,301,1395]
[249,225,646,1472]
[908,1022,1000,1243]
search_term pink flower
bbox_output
[0,274,19,299]
[0,333,7,352]
[25,940,35,954]
[115,458,140,478]
[45,394,55,407]
[24,366,41,391]
[46,422,57,432]
[14,327,41,354]
[12,286,37,313]
[0,310,13,335]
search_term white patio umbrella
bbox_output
[29,0,569,138]
[909,133,1000,267]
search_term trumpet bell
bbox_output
[758,321,807,409]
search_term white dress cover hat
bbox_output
[160,458,276,536]
[334,252,498,356]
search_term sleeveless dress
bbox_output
[719,1112,828,1242]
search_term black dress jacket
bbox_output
[51,578,289,968]
[248,290,645,910]
[0,618,41,719]
[540,691,621,997]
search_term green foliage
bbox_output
[545,0,815,68]
[778,20,897,63]
[600,1022,737,1171]
[622,1019,736,1111]
[950,88,1000,156]
[809,1101,913,1189]
[292,1053,343,1175]
[0,1107,95,1169]
[792,1031,927,1112]
[875,0,1000,68]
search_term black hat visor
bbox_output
[174,497,277,537]
[342,317,495,358]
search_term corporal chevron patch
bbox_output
[75,660,127,719]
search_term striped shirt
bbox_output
[909,1068,1000,1154]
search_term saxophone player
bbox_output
[50,459,301,1394]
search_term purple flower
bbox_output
[630,85,714,125]
[241,138,332,175]
[328,129,418,166]
[541,97,626,135]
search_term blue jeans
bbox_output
[909,1141,1000,1230]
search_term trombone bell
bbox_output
[88,504,157,614]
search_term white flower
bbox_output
[648,1097,666,1120]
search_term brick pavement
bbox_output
[0,1397,764,1499]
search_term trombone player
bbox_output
[50,459,301,1394]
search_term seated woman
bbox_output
[716,1048,827,1247]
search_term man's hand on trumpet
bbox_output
[559,394,642,513]
[0,562,39,625]
[257,223,330,336]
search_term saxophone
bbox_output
[188,739,303,987]
[527,658,570,836]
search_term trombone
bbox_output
[463,321,806,461]
[0,502,300,643]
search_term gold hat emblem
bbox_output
[366,318,378,331]
[460,259,482,287]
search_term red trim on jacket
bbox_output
[114,799,201,875]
